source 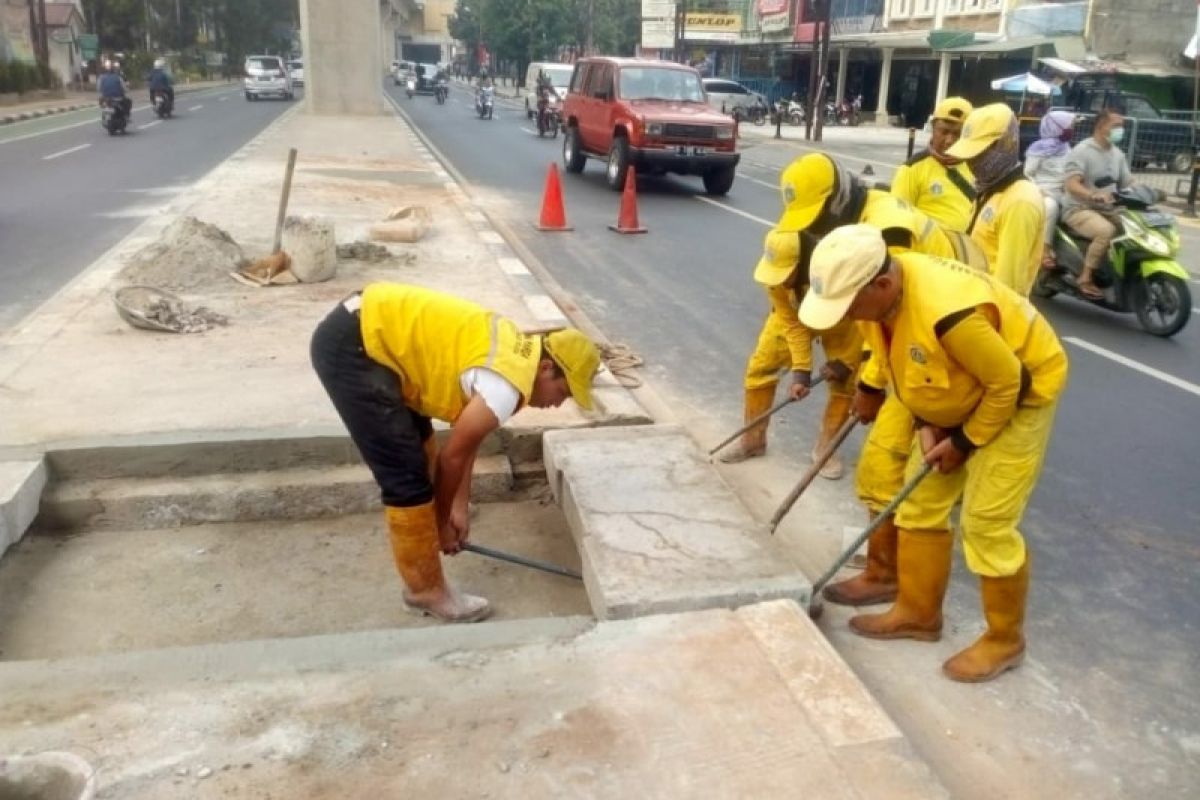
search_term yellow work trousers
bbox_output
[895,402,1059,577]
[854,393,915,513]
[743,312,861,395]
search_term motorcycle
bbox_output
[406,76,417,99]
[100,97,129,135]
[536,90,561,138]
[732,97,768,126]
[476,86,494,120]
[435,77,449,105]
[151,89,173,119]
[779,97,806,126]
[837,94,862,126]
[1034,183,1192,337]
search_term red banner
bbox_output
[758,0,787,16]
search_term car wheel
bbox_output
[563,127,586,173]
[605,135,630,191]
[1171,150,1193,173]
[702,165,736,196]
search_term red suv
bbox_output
[561,57,740,196]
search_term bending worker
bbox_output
[822,106,1043,607]
[722,152,958,475]
[890,97,975,233]
[311,283,601,623]
[801,224,1067,682]
[720,227,859,480]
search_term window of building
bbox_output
[944,0,963,13]
[890,0,912,19]
[914,0,936,17]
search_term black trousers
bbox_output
[310,301,434,507]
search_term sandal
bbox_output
[1077,280,1104,300]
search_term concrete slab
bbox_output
[0,600,946,798]
[0,460,45,560]
[544,425,811,620]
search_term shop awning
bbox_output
[936,35,1058,54]
[1039,56,1087,74]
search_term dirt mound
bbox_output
[119,217,246,292]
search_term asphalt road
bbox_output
[396,81,1199,793]
[0,84,298,330]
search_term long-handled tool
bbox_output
[463,542,582,581]
[807,462,934,619]
[272,147,298,255]
[768,415,859,534]
[708,376,826,457]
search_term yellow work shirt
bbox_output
[890,150,975,233]
[766,284,814,371]
[857,252,1067,448]
[359,283,540,422]
[968,174,1045,297]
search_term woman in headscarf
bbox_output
[1023,110,1076,268]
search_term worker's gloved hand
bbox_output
[923,435,968,474]
[820,359,852,384]
[852,386,885,423]
[917,424,948,456]
[788,369,812,401]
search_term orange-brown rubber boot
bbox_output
[812,392,853,480]
[719,385,777,463]
[821,514,899,606]
[942,558,1029,682]
[849,527,951,641]
[385,503,491,623]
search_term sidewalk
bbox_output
[0,80,236,125]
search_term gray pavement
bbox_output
[397,80,1200,797]
[0,85,299,330]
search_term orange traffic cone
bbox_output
[535,163,573,232]
[608,167,647,234]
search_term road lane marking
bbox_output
[499,257,531,276]
[42,143,90,160]
[738,172,777,190]
[218,97,229,102]
[1064,337,1200,398]
[137,120,162,130]
[520,127,537,135]
[188,105,203,111]
[694,196,773,227]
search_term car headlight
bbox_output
[646,122,664,136]
[716,126,735,140]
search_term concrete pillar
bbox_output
[934,51,950,107]
[299,0,384,115]
[835,47,848,103]
[874,47,893,127]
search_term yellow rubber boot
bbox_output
[385,503,491,623]
[849,528,951,641]
[719,385,777,464]
[812,392,853,480]
[942,559,1029,682]
[821,514,898,606]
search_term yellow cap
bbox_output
[778,153,835,232]
[753,228,801,287]
[799,224,888,331]
[946,103,1017,160]
[544,328,601,410]
[930,97,973,126]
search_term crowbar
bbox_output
[463,542,582,581]
[708,375,826,457]
[768,415,859,533]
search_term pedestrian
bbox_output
[946,103,1047,296]
[801,224,1068,682]
[310,283,601,623]
[720,227,860,480]
[890,97,975,233]
[1024,110,1077,268]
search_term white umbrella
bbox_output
[990,72,1056,96]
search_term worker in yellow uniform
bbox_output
[890,97,975,233]
[801,225,1067,682]
[310,283,601,623]
[949,102,1047,296]
[720,228,861,480]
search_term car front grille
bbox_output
[663,123,715,140]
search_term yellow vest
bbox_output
[969,177,1046,296]
[359,283,541,422]
[861,191,956,260]
[891,153,975,233]
[858,252,1067,429]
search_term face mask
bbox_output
[1060,130,1074,142]
[1109,126,1125,144]
[971,145,1018,188]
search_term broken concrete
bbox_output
[0,601,947,798]
[281,216,337,283]
[0,460,45,560]
[544,425,811,620]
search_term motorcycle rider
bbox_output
[890,97,975,233]
[535,68,556,127]
[475,68,494,110]
[1060,108,1134,299]
[97,61,132,117]
[148,57,174,109]
[800,224,1067,682]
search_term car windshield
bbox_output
[248,58,281,71]
[620,67,704,102]
[543,65,573,89]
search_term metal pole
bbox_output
[768,416,857,533]
[463,542,582,580]
[272,148,298,254]
[906,127,916,160]
[708,376,825,456]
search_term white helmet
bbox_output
[154,58,166,69]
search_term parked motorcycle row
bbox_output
[728,93,863,128]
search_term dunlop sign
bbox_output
[685,13,740,31]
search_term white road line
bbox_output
[218,96,229,102]
[738,172,777,191]
[1064,337,1200,399]
[188,105,203,111]
[694,195,773,227]
[42,143,90,160]
[498,257,531,276]
[524,294,567,322]
[520,127,537,135]
[137,120,162,130]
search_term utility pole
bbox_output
[143,0,152,51]
[586,0,594,56]
[812,0,831,142]
[675,0,688,65]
